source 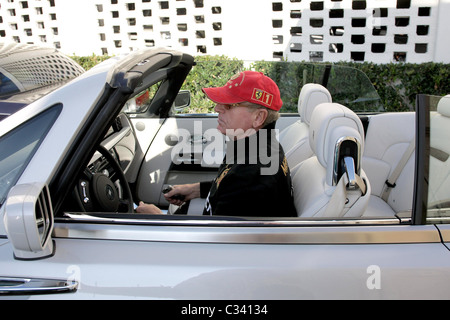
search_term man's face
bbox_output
[214,103,257,139]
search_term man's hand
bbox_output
[164,183,201,206]
[136,201,163,214]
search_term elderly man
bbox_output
[137,71,297,217]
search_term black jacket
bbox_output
[200,122,297,217]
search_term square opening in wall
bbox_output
[309,51,323,62]
[291,10,302,18]
[196,30,205,38]
[310,34,323,44]
[290,27,302,36]
[273,51,283,60]
[273,20,283,28]
[329,9,344,18]
[396,0,410,9]
[418,7,431,16]
[371,43,386,53]
[352,1,366,10]
[415,43,428,54]
[394,52,406,62]
[373,8,388,17]
[197,45,207,53]
[352,18,366,27]
[179,38,188,46]
[273,3,283,11]
[373,26,387,36]
[330,26,344,36]
[417,25,429,36]
[395,17,409,27]
[273,35,283,44]
[310,2,324,11]
[351,51,365,61]
[310,19,324,28]
[351,34,365,44]
[290,43,302,52]
[329,43,343,53]
[394,34,408,44]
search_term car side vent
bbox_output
[4,182,55,260]
[35,186,53,247]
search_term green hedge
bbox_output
[71,54,450,113]
[337,62,450,112]
[71,54,112,71]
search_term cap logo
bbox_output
[227,72,245,88]
[252,88,273,107]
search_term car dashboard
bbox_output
[91,113,137,175]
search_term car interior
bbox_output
[62,84,423,222]
[58,57,450,223]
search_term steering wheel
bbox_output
[77,145,134,213]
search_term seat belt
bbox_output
[381,139,415,202]
[323,170,367,218]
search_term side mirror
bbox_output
[173,90,191,112]
[4,183,54,260]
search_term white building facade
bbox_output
[1,0,449,63]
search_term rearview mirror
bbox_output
[4,182,54,260]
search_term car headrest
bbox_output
[298,84,332,125]
[309,103,365,186]
[437,95,450,117]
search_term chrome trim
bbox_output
[0,277,78,296]
[61,212,400,226]
[53,214,441,245]
[333,137,361,186]
[174,113,218,118]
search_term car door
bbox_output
[421,94,450,250]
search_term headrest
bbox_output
[298,84,332,125]
[309,103,365,186]
[437,95,450,117]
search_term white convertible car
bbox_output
[0,46,449,300]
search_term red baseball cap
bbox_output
[202,71,283,111]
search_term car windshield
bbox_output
[179,60,384,114]
[0,106,61,207]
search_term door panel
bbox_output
[2,224,450,299]
[135,116,223,207]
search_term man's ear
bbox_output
[253,109,268,128]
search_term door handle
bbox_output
[0,277,78,296]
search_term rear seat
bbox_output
[429,95,450,207]
[362,112,416,217]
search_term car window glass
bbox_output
[176,60,383,115]
[176,57,244,114]
[426,95,450,224]
[122,80,163,114]
[0,105,61,207]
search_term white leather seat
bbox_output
[362,112,415,217]
[429,95,450,207]
[279,83,332,168]
[292,103,371,218]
